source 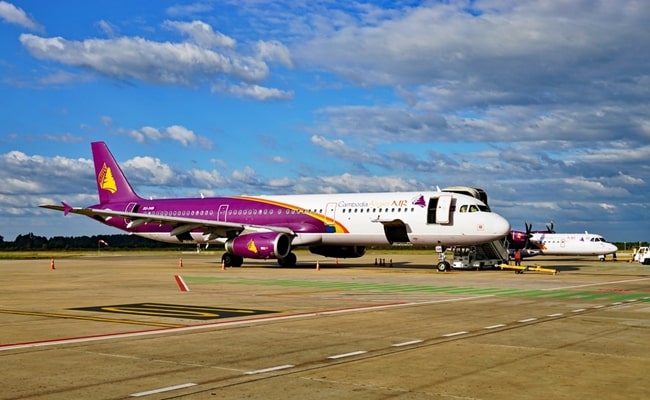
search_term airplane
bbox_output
[40,142,511,269]
[507,222,618,261]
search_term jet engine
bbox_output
[225,232,291,259]
[309,245,366,258]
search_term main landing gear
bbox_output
[221,253,243,267]
[220,252,298,268]
[277,252,297,267]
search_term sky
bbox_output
[0,0,648,244]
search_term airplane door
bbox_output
[217,204,229,222]
[435,195,452,224]
[324,202,337,233]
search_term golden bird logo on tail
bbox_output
[98,163,117,194]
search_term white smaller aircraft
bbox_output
[508,222,618,261]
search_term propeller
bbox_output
[524,222,534,249]
[545,220,555,233]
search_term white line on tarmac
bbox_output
[328,350,367,359]
[442,331,468,337]
[484,324,506,329]
[392,340,424,347]
[130,383,197,397]
[244,364,295,375]
[547,313,564,317]
[517,318,537,323]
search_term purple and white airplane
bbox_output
[41,142,511,268]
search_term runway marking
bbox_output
[70,303,276,320]
[244,364,295,375]
[392,340,424,347]
[547,313,564,317]
[572,308,586,313]
[328,350,367,359]
[174,275,190,292]
[130,383,197,397]
[442,331,468,337]
[517,318,537,323]
[484,324,506,329]
[0,309,181,328]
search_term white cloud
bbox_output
[123,156,175,185]
[96,19,117,37]
[163,20,236,48]
[0,1,43,32]
[19,33,269,85]
[127,125,213,148]
[256,40,293,68]
[189,168,227,187]
[214,82,294,101]
[100,116,114,127]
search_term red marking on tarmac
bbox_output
[174,275,190,292]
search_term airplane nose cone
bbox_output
[493,214,511,237]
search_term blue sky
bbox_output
[1,0,648,243]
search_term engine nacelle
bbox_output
[225,232,291,260]
[309,245,366,259]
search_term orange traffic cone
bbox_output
[221,260,226,270]
[178,258,183,268]
[50,258,56,270]
[316,260,320,271]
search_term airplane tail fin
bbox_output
[91,142,141,204]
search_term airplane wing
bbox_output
[40,203,296,239]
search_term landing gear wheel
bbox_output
[232,255,243,267]
[437,261,450,272]
[277,252,297,267]
[221,253,243,267]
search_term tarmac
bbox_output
[1,251,649,400]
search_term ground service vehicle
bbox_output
[449,245,505,270]
[633,247,650,265]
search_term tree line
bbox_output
[0,232,645,252]
[0,233,180,251]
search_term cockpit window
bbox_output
[459,204,490,213]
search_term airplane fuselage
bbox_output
[509,231,617,256]
[94,191,509,248]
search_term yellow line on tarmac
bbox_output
[0,309,182,328]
